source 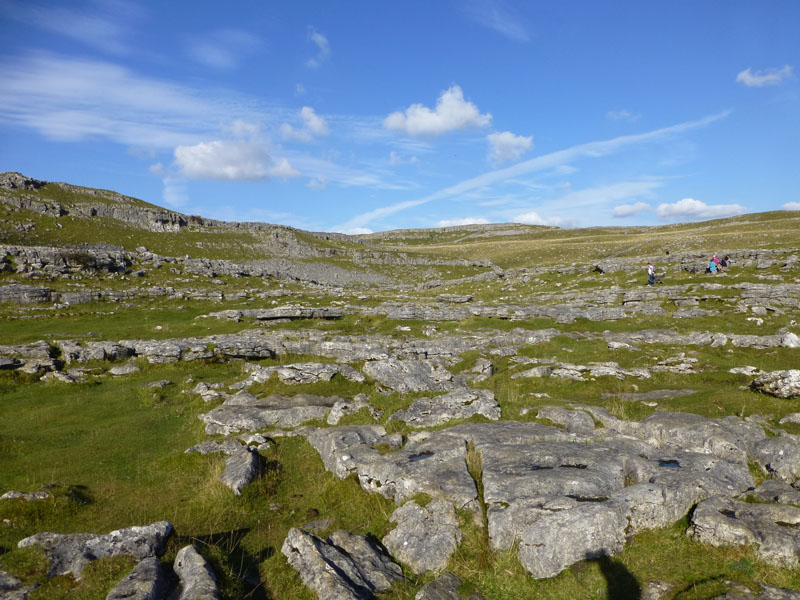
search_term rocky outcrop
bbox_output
[106,557,171,600]
[688,496,800,568]
[388,388,500,428]
[174,545,221,600]
[383,499,461,575]
[219,447,263,495]
[281,528,404,600]
[17,522,173,579]
[750,370,800,398]
[200,393,341,435]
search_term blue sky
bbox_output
[0,1,797,234]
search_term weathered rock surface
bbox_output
[688,495,800,568]
[536,405,596,433]
[184,440,243,455]
[1,490,51,501]
[362,359,457,393]
[219,447,263,495]
[281,528,404,600]
[414,573,487,600]
[235,362,365,387]
[174,545,220,600]
[742,480,800,506]
[106,557,171,600]
[750,370,800,398]
[712,584,800,600]
[383,499,462,575]
[200,393,341,435]
[18,521,173,579]
[388,388,500,428]
[0,570,37,600]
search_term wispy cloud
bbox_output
[1,0,144,55]
[463,0,529,42]
[655,198,746,221]
[0,53,287,150]
[607,109,641,122]
[383,85,491,137]
[782,202,800,211]
[338,111,730,231]
[185,28,261,70]
[736,65,793,87]
[487,131,533,165]
[306,27,330,68]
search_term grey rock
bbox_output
[460,358,493,383]
[109,363,141,376]
[0,570,37,600]
[306,425,389,479]
[536,406,595,434]
[517,502,628,579]
[362,359,457,393]
[389,388,500,428]
[511,366,552,379]
[713,584,800,600]
[753,435,800,482]
[18,521,173,579]
[237,362,365,387]
[741,480,800,506]
[688,495,800,568]
[200,393,341,435]
[0,356,22,370]
[1,490,51,501]
[750,370,800,398]
[281,528,404,600]
[174,545,220,600]
[415,573,487,600]
[383,499,462,575]
[219,447,262,495]
[56,340,134,364]
[106,557,170,600]
[184,440,244,455]
[780,332,800,348]
[778,413,800,425]
[327,395,381,425]
[641,580,673,600]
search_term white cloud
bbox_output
[655,198,747,221]
[436,217,490,227]
[185,29,261,69]
[175,140,290,180]
[782,202,800,211]
[463,0,529,42]
[613,201,652,217]
[607,109,641,122]
[148,162,166,177]
[341,227,373,235]
[736,65,793,87]
[513,211,571,227]
[268,157,300,179]
[383,85,492,137]
[487,131,533,165]
[224,119,261,139]
[281,106,329,142]
[306,27,330,68]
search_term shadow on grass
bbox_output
[592,552,641,600]
[178,528,272,600]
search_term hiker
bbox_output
[721,254,730,268]
[647,262,655,285]
[706,259,717,274]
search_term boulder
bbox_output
[388,388,500,428]
[219,447,263,495]
[750,370,800,398]
[174,545,220,600]
[688,496,800,569]
[414,573,487,600]
[106,557,171,600]
[362,359,457,393]
[281,528,403,600]
[383,499,462,575]
[18,521,173,579]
